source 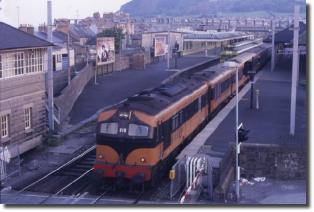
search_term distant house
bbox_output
[54,19,96,65]
[0,22,53,159]
[35,30,75,72]
[34,30,76,96]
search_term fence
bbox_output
[170,155,187,199]
[0,143,21,182]
[170,154,214,202]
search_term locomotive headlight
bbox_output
[98,154,104,159]
[140,157,146,163]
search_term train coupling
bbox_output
[130,173,145,193]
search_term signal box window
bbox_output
[24,107,32,130]
[0,114,9,139]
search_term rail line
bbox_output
[17,146,96,194]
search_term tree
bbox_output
[97,27,125,54]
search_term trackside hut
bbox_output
[0,22,53,159]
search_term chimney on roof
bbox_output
[19,24,34,35]
[38,24,47,33]
[93,12,101,20]
[55,18,70,34]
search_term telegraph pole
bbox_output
[47,0,54,132]
[271,20,276,71]
[227,61,241,201]
[167,30,170,69]
[235,65,240,201]
[17,6,20,27]
[67,32,71,86]
[290,5,300,136]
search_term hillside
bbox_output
[120,0,306,17]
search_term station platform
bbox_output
[67,53,217,127]
[175,57,307,204]
[178,58,307,160]
[205,59,306,153]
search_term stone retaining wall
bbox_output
[213,143,306,201]
[54,64,93,125]
[239,143,306,180]
[114,55,130,71]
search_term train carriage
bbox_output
[94,44,270,186]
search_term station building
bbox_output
[141,31,185,57]
[141,30,254,58]
[0,22,53,159]
[182,31,253,55]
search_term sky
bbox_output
[0,0,131,27]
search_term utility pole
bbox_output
[227,61,241,201]
[67,32,71,86]
[47,0,54,132]
[95,35,98,85]
[271,19,276,71]
[235,64,240,201]
[17,6,20,27]
[290,5,300,136]
[167,30,170,69]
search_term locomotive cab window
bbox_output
[100,122,118,135]
[128,124,149,137]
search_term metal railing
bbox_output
[170,156,187,199]
[170,154,213,203]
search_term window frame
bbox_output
[14,52,24,75]
[24,107,32,130]
[128,123,149,137]
[0,114,9,139]
[100,122,119,135]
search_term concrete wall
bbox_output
[54,64,93,125]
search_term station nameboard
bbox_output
[96,37,115,65]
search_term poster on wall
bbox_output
[154,36,167,57]
[96,37,115,65]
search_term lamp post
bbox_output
[47,0,54,132]
[267,12,277,72]
[290,5,300,136]
[224,60,242,201]
[271,20,276,72]
[225,60,241,201]
[167,30,170,69]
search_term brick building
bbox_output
[0,22,52,159]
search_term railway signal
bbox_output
[238,128,249,143]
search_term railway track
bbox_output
[17,146,96,195]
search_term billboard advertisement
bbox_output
[154,36,167,57]
[96,37,115,65]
